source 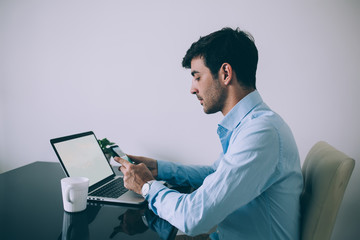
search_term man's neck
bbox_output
[221,88,255,116]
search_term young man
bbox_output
[115,27,303,240]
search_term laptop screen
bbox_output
[52,133,114,186]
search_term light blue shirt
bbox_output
[146,90,303,240]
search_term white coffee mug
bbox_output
[61,177,89,212]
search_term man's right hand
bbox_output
[127,155,158,178]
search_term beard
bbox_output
[201,79,227,114]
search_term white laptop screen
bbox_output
[53,134,113,186]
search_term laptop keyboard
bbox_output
[91,177,128,198]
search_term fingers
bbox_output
[126,155,156,167]
[126,154,142,164]
[116,157,130,183]
[115,160,154,194]
[114,157,130,168]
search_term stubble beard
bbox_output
[203,80,227,114]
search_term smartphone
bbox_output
[107,145,135,164]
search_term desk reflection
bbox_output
[110,209,148,237]
[59,203,176,240]
[60,205,101,240]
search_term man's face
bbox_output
[190,57,227,114]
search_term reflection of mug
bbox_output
[61,211,89,240]
[61,177,89,212]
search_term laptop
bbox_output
[50,131,145,205]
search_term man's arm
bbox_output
[118,123,282,236]
[156,160,217,189]
[147,139,280,236]
[126,154,218,189]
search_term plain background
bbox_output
[1,1,359,239]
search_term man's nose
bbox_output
[190,80,198,95]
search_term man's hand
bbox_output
[114,157,155,195]
[126,154,158,178]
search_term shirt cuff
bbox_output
[145,180,167,201]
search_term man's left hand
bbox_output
[114,157,155,195]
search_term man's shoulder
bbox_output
[239,103,279,128]
[232,103,293,144]
[243,100,290,127]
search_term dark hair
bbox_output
[182,27,258,89]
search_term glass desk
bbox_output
[0,162,177,240]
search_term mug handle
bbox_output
[65,186,73,203]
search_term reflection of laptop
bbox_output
[50,131,145,205]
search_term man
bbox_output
[115,27,303,240]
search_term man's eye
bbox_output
[196,77,200,81]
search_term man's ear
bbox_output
[220,63,233,86]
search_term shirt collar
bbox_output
[218,90,263,131]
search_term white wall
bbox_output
[1,1,359,239]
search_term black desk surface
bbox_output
[0,162,177,240]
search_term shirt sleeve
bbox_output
[146,121,281,236]
[157,159,217,189]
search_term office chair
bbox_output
[300,141,355,240]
